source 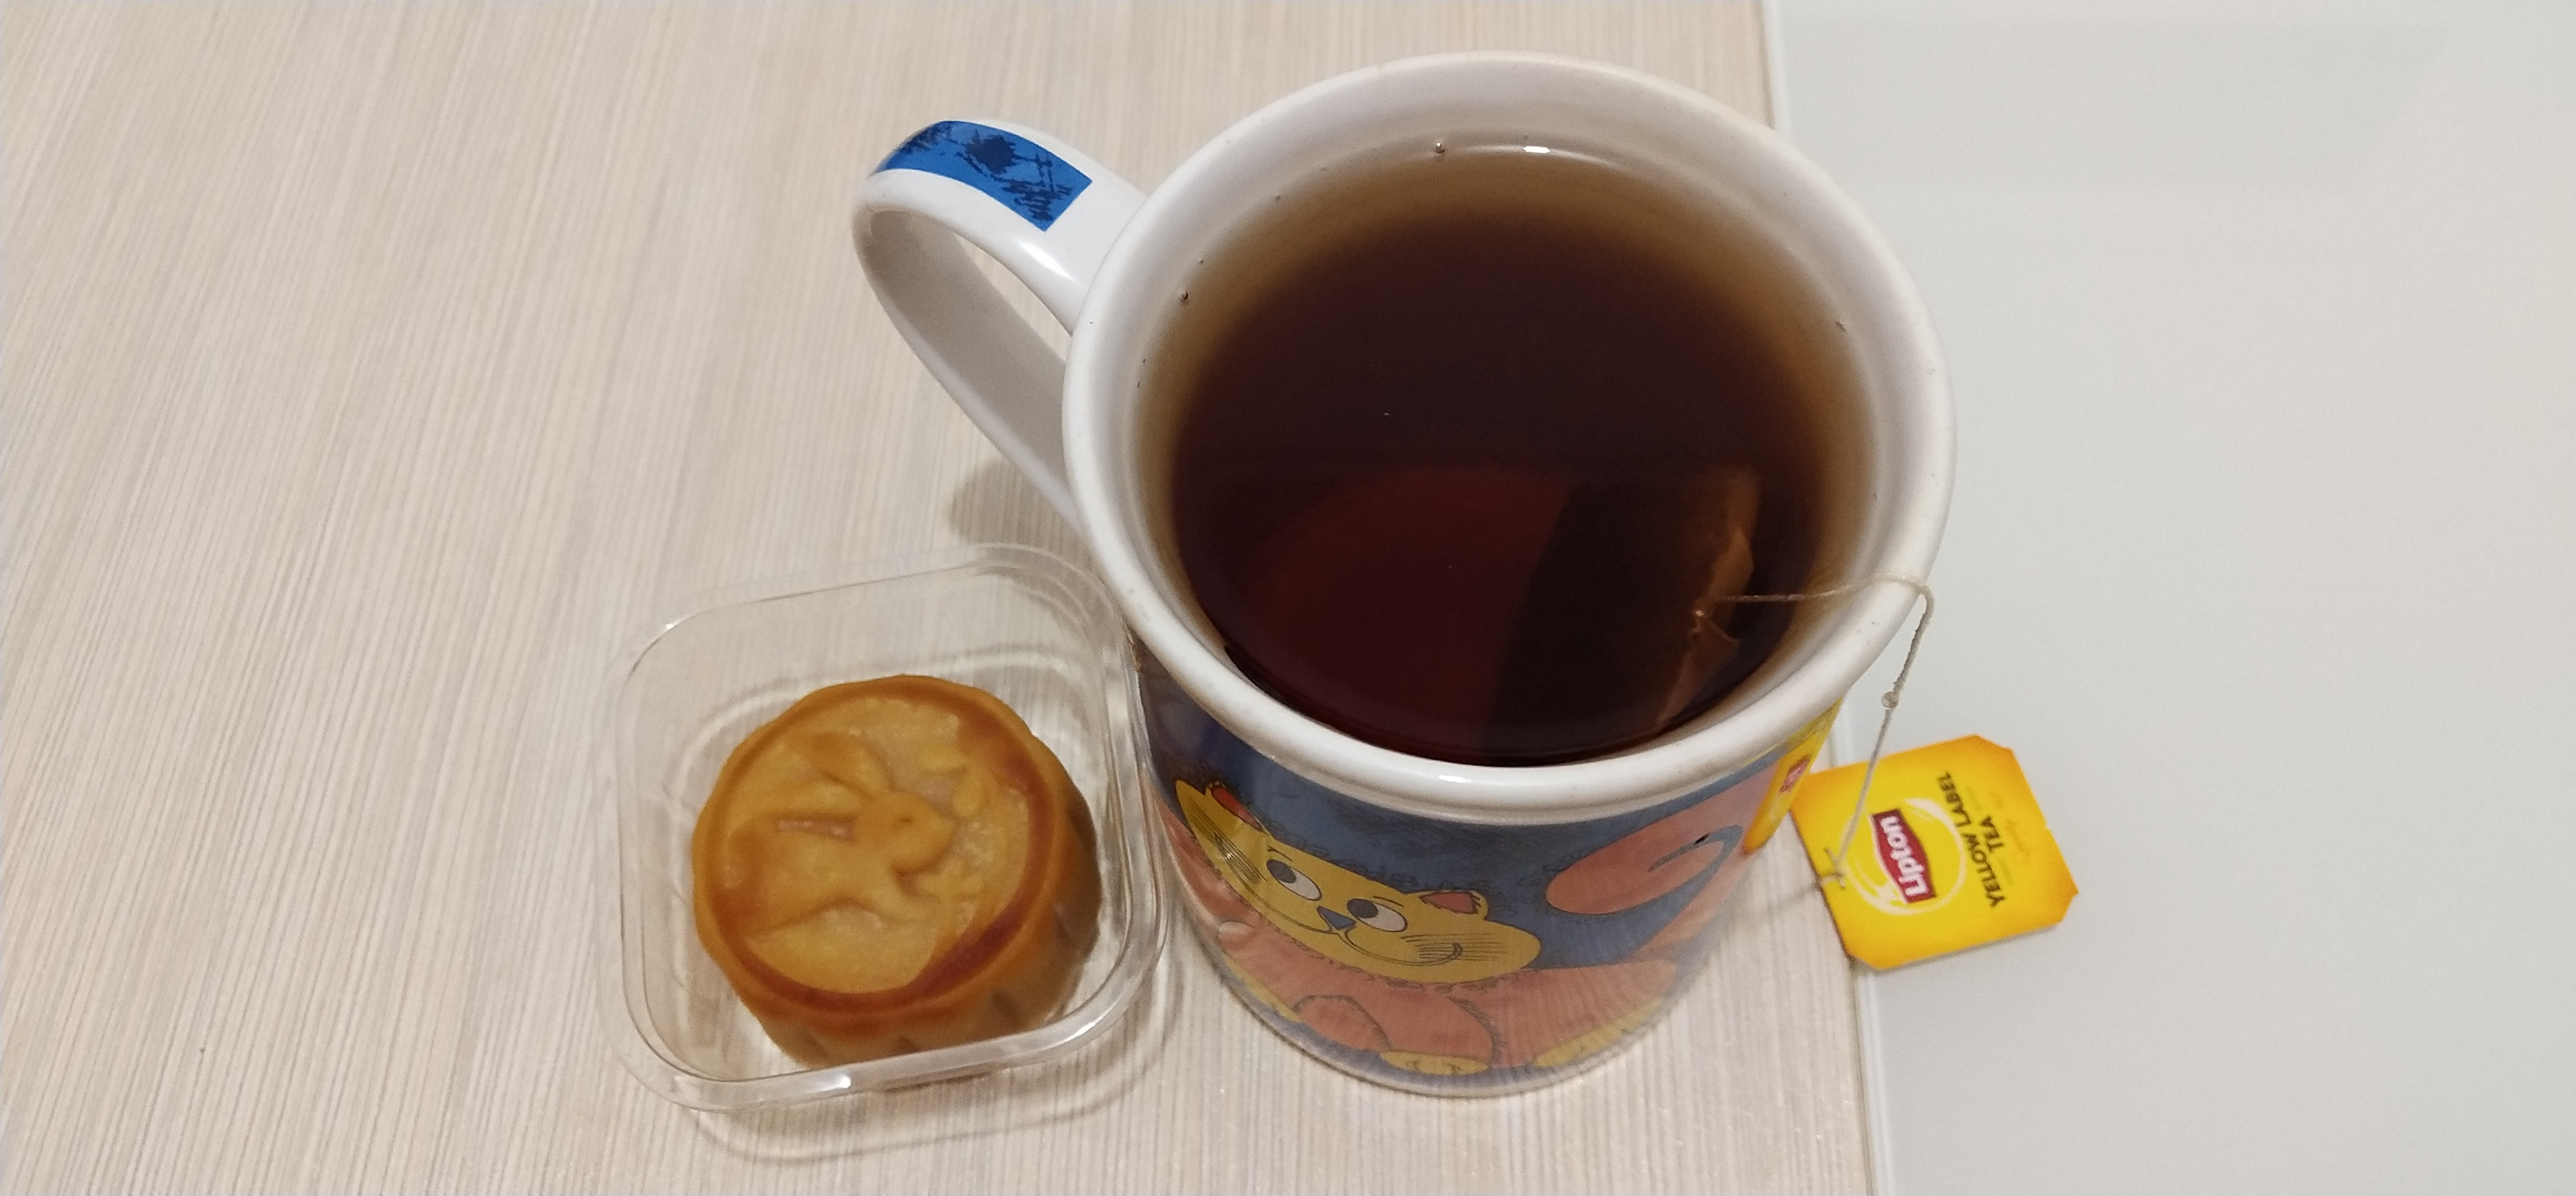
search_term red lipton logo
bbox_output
[1872,809,1936,903]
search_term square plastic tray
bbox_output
[603,544,1163,1110]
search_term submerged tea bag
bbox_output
[1228,468,1575,761]
[1659,468,1760,725]
[1215,462,1771,766]
[1488,467,1762,762]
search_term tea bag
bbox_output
[1487,467,1759,763]
[1656,468,1759,726]
[1230,468,1575,760]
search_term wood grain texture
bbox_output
[1,3,1866,1191]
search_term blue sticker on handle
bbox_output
[876,121,1092,231]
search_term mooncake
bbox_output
[690,675,1101,1065]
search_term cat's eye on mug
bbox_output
[1347,900,1407,933]
[1266,859,1322,900]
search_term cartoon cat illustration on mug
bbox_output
[1165,780,1675,1077]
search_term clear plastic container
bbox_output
[603,544,1163,1110]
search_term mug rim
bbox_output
[1065,51,1951,825]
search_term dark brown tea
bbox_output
[1154,147,1827,766]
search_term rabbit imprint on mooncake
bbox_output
[691,676,1101,1066]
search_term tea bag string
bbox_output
[1724,572,1936,888]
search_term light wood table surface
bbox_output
[3,3,1870,1190]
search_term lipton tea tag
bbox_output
[1788,735,2076,970]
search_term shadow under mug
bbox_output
[855,52,1951,1094]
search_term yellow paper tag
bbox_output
[1789,735,2076,970]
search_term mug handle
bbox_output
[855,121,1147,523]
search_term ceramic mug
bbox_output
[855,52,1950,1094]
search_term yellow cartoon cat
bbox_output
[1179,778,1540,983]
[1170,780,1671,1076]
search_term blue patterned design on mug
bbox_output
[875,121,1092,229]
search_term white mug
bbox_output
[857,52,1950,1093]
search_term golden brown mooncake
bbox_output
[690,675,1101,1065]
